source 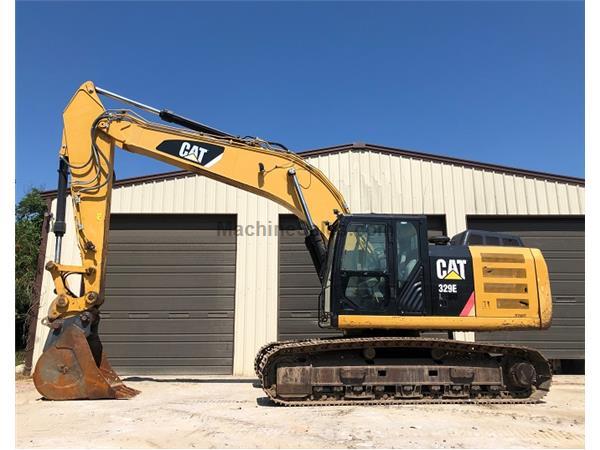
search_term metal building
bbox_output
[30,143,585,376]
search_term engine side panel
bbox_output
[469,246,540,320]
[336,246,551,331]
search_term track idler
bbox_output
[33,313,139,400]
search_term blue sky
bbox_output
[16,1,584,198]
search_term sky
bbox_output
[16,1,584,198]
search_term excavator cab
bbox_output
[318,214,552,332]
[318,214,432,327]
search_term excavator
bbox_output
[33,81,553,405]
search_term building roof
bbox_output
[41,142,584,199]
[300,142,585,185]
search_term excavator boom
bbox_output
[33,81,348,399]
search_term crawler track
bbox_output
[255,337,552,406]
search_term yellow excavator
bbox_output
[33,81,553,405]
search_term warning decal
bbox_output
[460,291,476,317]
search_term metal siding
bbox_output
[513,176,526,214]
[470,216,585,359]
[421,161,434,212]
[381,154,393,212]
[411,159,422,212]
[432,163,445,214]
[546,182,559,214]
[328,150,578,222]
[483,171,497,215]
[556,183,570,214]
[462,168,476,213]
[524,178,538,214]
[473,170,486,214]
[535,180,549,214]
[33,149,585,376]
[392,156,404,213]
[504,175,517,213]
[451,166,467,232]
[304,150,583,230]
[493,173,507,215]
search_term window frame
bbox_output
[336,221,392,313]
[394,220,421,290]
[331,215,434,318]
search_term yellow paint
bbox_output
[469,246,540,320]
[105,117,348,238]
[44,81,349,322]
[531,248,553,329]
[444,270,462,280]
[338,314,541,330]
[45,82,114,319]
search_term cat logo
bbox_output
[156,140,225,168]
[436,258,467,280]
[178,142,210,164]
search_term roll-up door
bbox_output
[100,214,237,374]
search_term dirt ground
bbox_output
[16,375,584,449]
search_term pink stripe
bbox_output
[460,292,475,317]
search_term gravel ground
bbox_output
[16,375,584,449]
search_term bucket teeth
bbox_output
[33,324,139,400]
[113,385,142,399]
[98,353,140,397]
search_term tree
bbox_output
[15,188,47,349]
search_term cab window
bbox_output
[340,223,389,310]
[396,221,420,288]
[341,223,387,271]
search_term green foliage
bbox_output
[16,350,26,365]
[15,188,47,321]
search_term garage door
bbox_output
[278,214,447,341]
[469,216,584,360]
[100,214,236,375]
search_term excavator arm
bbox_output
[33,81,348,399]
[47,81,348,322]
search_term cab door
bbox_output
[333,220,392,315]
[391,218,432,316]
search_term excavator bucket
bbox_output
[33,324,140,400]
